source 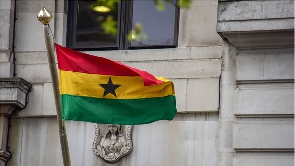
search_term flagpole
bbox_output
[37,7,71,166]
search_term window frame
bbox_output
[66,0,180,51]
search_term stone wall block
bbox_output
[178,0,220,46]
[6,118,22,166]
[0,9,13,52]
[15,51,48,65]
[187,5,222,46]
[0,0,14,10]
[204,121,219,165]
[42,83,56,116]
[233,123,294,149]
[218,152,233,166]
[0,53,10,62]
[87,47,190,62]
[192,0,210,7]
[125,60,221,79]
[186,78,219,112]
[173,113,219,122]
[54,13,66,45]
[65,121,98,166]
[15,13,55,52]
[264,53,294,80]
[171,79,187,112]
[15,64,51,83]
[235,87,294,115]
[0,62,13,77]
[9,109,219,166]
[56,0,65,13]
[236,54,264,81]
[64,120,218,166]
[233,157,294,166]
[178,9,188,47]
[16,0,55,13]
[14,118,62,166]
[237,52,294,81]
[18,84,43,117]
[190,46,223,59]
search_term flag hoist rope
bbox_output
[37,7,71,166]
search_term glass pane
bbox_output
[75,0,119,48]
[130,0,177,47]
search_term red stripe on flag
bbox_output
[55,44,163,86]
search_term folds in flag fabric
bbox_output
[55,44,177,125]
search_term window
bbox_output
[67,0,179,50]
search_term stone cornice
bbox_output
[0,77,32,112]
[217,0,294,49]
[0,77,31,93]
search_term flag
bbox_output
[55,44,177,125]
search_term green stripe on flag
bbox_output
[61,94,177,125]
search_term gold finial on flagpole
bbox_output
[37,6,53,25]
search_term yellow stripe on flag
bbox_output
[59,70,175,99]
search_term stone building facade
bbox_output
[0,0,293,166]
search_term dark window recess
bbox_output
[67,0,179,50]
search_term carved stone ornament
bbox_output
[92,124,133,162]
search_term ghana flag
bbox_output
[55,44,177,125]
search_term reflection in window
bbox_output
[131,0,177,47]
[75,1,119,48]
[67,0,179,50]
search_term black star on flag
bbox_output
[99,77,121,97]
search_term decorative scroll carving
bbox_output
[92,124,133,162]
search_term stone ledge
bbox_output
[0,77,31,92]
[0,77,32,111]
[217,18,294,32]
[217,1,294,49]
[235,114,294,119]
[219,30,294,49]
[234,148,294,153]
